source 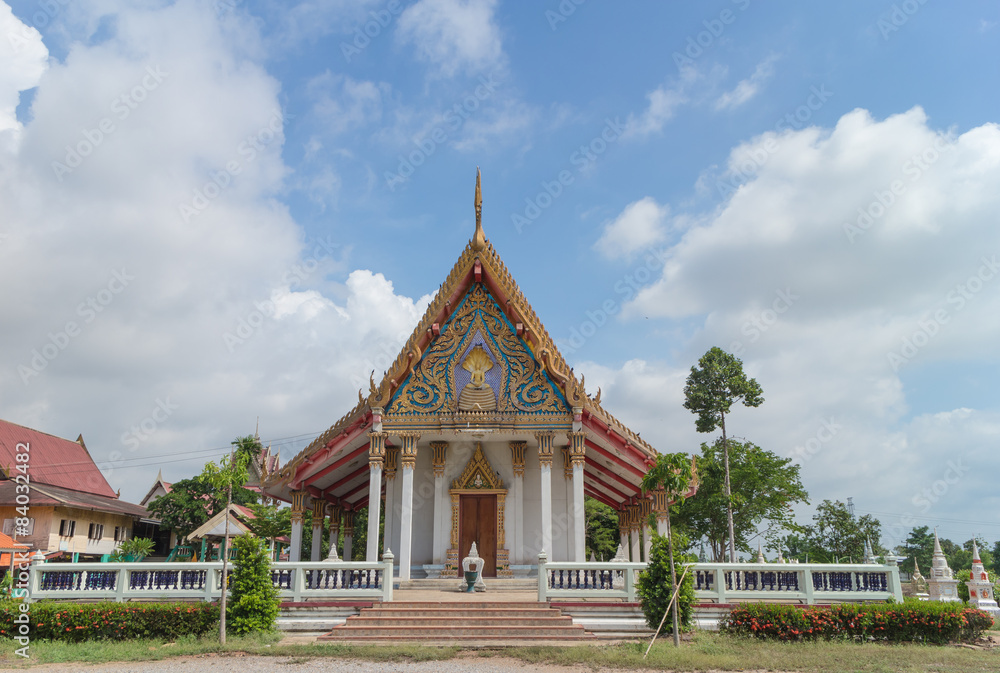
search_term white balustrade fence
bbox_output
[537,554,903,605]
[27,554,394,603]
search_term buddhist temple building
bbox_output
[264,171,692,579]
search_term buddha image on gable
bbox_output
[458,344,497,411]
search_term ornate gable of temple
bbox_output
[273,169,663,503]
[386,281,569,426]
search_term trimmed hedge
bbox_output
[722,602,993,644]
[0,601,219,642]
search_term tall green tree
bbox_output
[672,439,808,562]
[641,452,694,647]
[896,526,935,575]
[246,503,292,559]
[201,442,251,645]
[806,499,884,562]
[584,498,620,561]
[147,475,257,541]
[683,347,763,562]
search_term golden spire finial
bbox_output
[472,166,485,251]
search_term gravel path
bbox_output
[1,654,644,673]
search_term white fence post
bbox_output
[537,550,548,602]
[382,549,394,602]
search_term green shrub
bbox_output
[0,601,218,642]
[636,533,695,630]
[227,535,279,634]
[722,601,993,644]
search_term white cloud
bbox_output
[622,80,690,139]
[714,54,779,111]
[307,71,387,135]
[594,197,669,261]
[0,1,431,501]
[574,107,1000,545]
[0,2,48,140]
[396,0,504,77]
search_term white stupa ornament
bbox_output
[911,559,929,600]
[926,529,959,602]
[966,540,999,616]
[756,543,766,564]
[863,538,876,564]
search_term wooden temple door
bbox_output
[458,493,497,577]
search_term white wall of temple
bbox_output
[382,437,575,568]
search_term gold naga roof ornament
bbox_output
[472,166,486,252]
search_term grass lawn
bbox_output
[1,630,998,672]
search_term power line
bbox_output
[858,509,1000,530]
[8,431,323,473]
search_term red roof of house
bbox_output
[0,530,24,567]
[0,419,117,499]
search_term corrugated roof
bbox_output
[0,419,116,498]
[0,481,147,517]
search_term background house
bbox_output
[0,419,149,561]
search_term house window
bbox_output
[113,526,129,542]
[88,523,104,540]
[58,520,76,537]
[2,518,34,536]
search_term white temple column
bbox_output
[430,442,448,564]
[569,431,586,562]
[310,498,325,562]
[618,507,628,557]
[562,446,574,560]
[342,509,354,561]
[383,448,397,565]
[630,527,640,563]
[326,504,341,559]
[642,524,652,562]
[366,431,386,563]
[654,488,669,537]
[536,432,554,560]
[398,433,419,581]
[289,490,306,562]
[510,442,526,565]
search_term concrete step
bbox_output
[551,602,653,639]
[344,615,576,627]
[398,578,537,592]
[322,625,589,638]
[319,600,595,643]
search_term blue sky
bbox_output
[2,0,999,553]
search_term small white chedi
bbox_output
[926,529,960,602]
[966,540,1000,617]
[460,542,487,592]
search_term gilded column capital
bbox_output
[290,490,307,523]
[509,440,527,478]
[568,430,587,467]
[342,509,355,535]
[368,431,387,466]
[535,431,554,468]
[384,446,399,481]
[312,498,326,520]
[560,445,573,480]
[327,502,342,527]
[399,432,420,469]
[652,488,671,522]
[430,441,448,477]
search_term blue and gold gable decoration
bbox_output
[387,282,569,424]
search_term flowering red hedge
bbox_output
[0,601,219,642]
[722,602,993,644]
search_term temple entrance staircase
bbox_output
[318,601,594,643]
